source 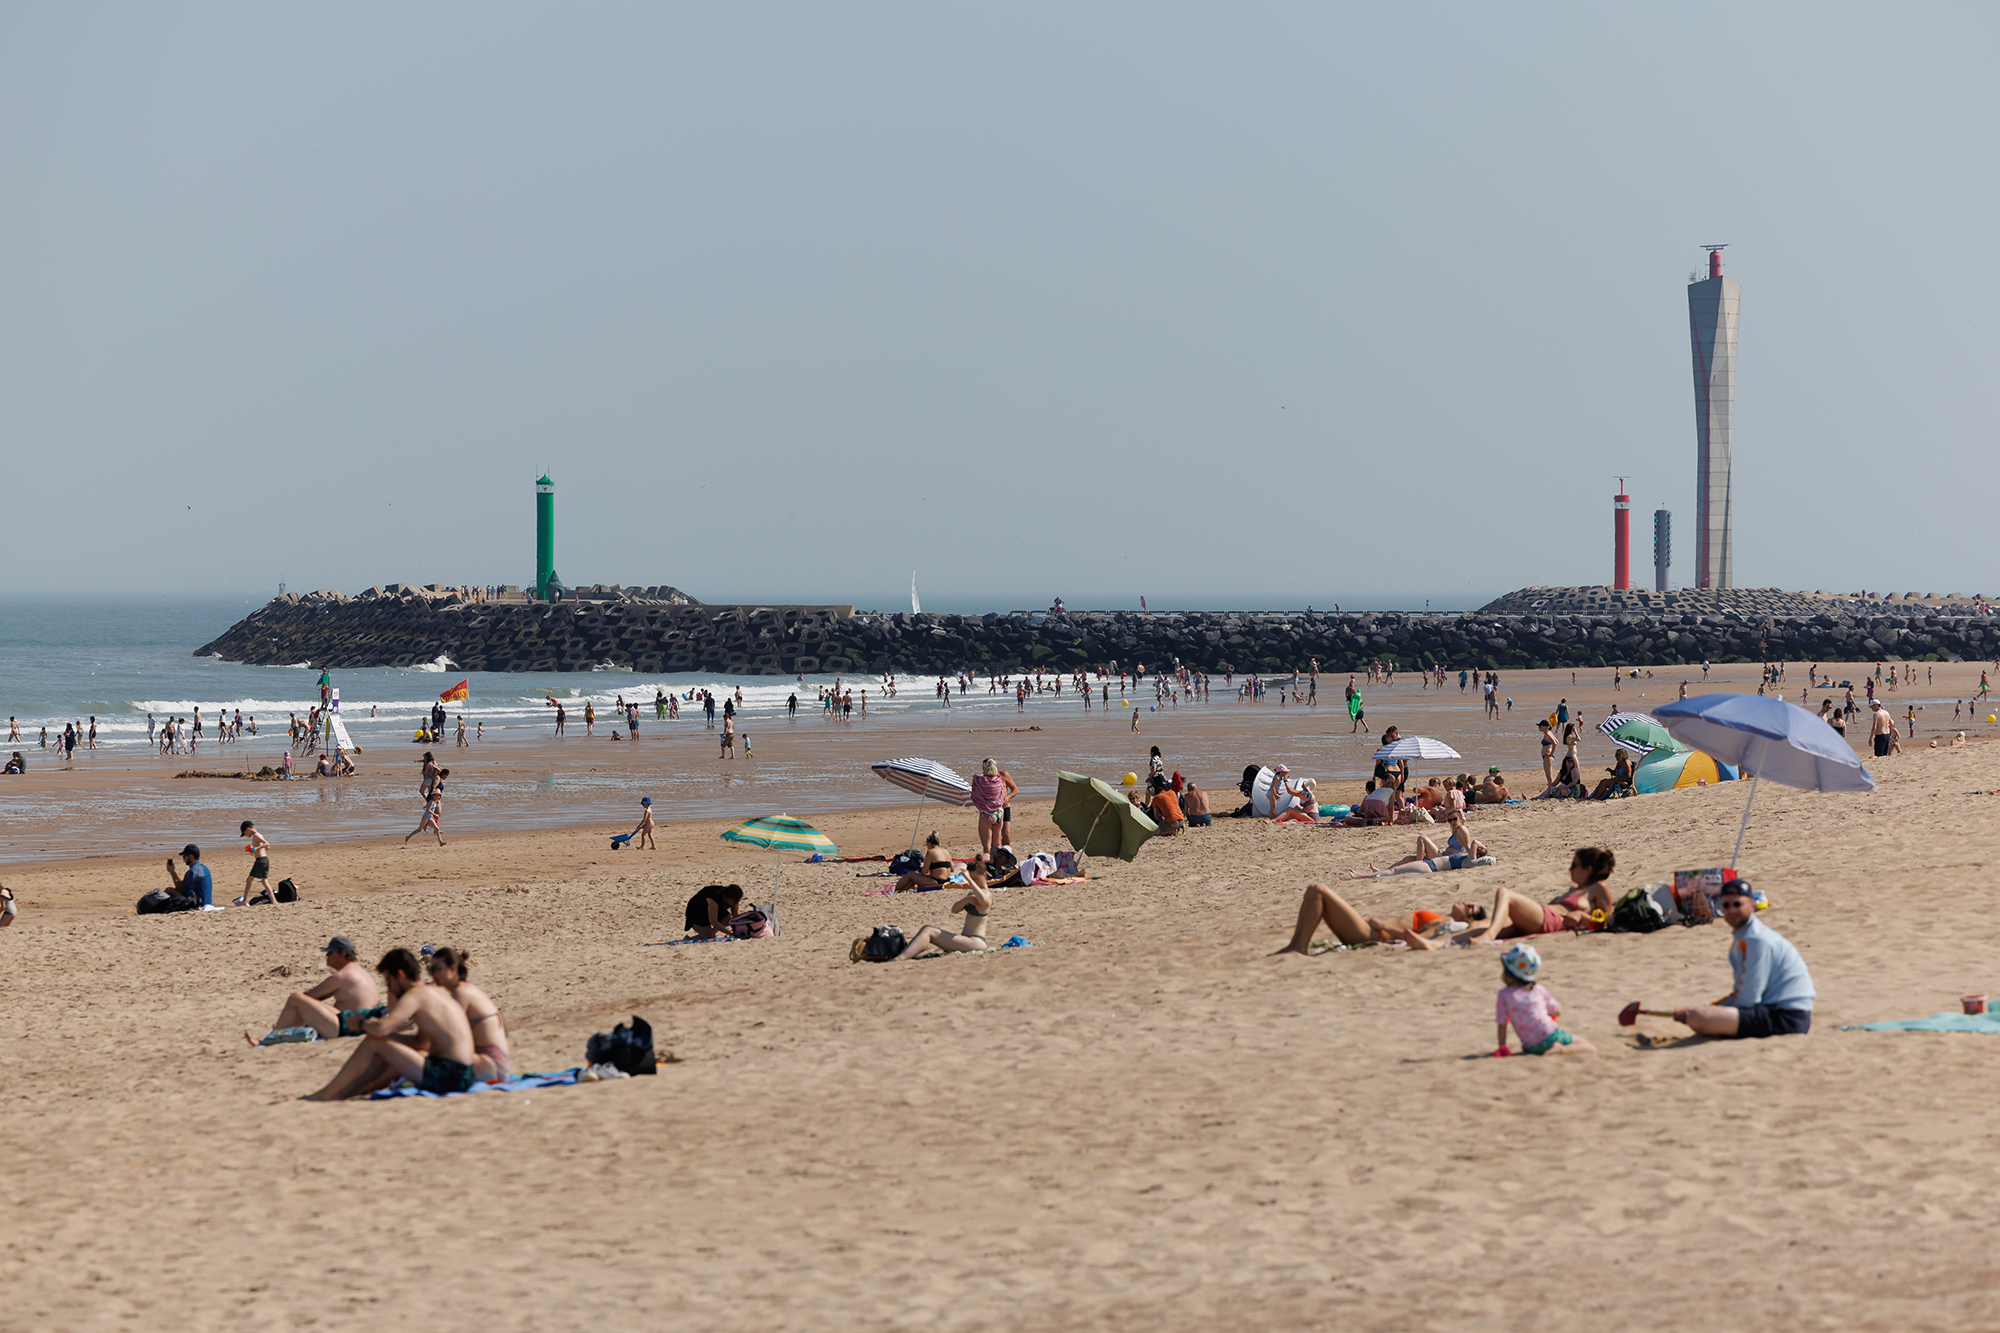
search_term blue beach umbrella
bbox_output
[1654,693,1874,867]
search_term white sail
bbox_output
[331,716,361,755]
[911,572,921,614]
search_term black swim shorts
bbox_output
[1729,1004,1812,1039]
[1873,734,1892,756]
[338,1005,387,1037]
[420,1054,477,1095]
[251,856,270,880]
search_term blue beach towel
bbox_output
[369,1068,585,1100]
[1841,1012,2000,1033]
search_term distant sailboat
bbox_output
[911,572,922,614]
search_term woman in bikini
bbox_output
[969,760,1018,856]
[1537,719,1557,786]
[1272,883,1487,955]
[427,947,511,1084]
[888,854,994,959]
[1460,846,1617,944]
[892,832,956,893]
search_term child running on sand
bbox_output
[1495,944,1593,1055]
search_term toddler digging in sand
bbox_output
[1494,944,1594,1056]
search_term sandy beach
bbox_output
[3,661,1998,1330]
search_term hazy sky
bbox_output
[3,5,1994,612]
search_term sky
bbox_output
[2,4,1995,613]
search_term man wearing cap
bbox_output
[1868,700,1896,758]
[165,845,213,908]
[242,936,384,1047]
[1669,880,1815,1039]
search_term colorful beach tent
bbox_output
[1052,771,1158,862]
[1596,712,1685,758]
[1633,748,1736,794]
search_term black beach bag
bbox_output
[136,889,198,916]
[275,878,300,903]
[585,1015,657,1076]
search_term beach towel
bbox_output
[368,1068,585,1099]
[1840,1012,2000,1034]
[258,1026,322,1046]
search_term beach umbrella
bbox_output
[871,757,975,850]
[1654,693,1875,866]
[1632,748,1737,794]
[1052,770,1159,862]
[1372,736,1461,762]
[1596,712,1686,757]
[720,813,839,892]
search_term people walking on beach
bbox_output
[301,948,477,1100]
[237,821,274,905]
[971,759,1018,856]
[456,716,468,747]
[405,772,447,845]
[244,936,381,1046]
[554,703,567,736]
[1495,944,1594,1055]
[1661,880,1814,1038]
[720,715,735,757]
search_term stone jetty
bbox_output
[194,585,2000,676]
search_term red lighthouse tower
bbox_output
[1613,479,1631,590]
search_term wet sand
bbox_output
[1,660,1997,1329]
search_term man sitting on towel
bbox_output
[244,935,382,1047]
[1664,880,1815,1039]
[301,948,478,1099]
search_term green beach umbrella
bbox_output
[1596,711,1686,758]
[720,813,838,893]
[1052,771,1159,862]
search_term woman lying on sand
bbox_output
[855,855,994,961]
[428,947,511,1084]
[1272,884,1487,955]
[1459,847,1617,944]
[1346,811,1490,877]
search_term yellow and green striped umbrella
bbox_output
[720,813,838,856]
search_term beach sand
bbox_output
[1,662,1997,1330]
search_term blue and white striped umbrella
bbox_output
[870,757,975,806]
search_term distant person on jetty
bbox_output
[244,935,382,1046]
[1271,884,1487,955]
[300,948,477,1100]
[428,947,511,1083]
[1660,879,1815,1039]
[166,844,213,908]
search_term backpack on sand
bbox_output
[858,926,906,961]
[1607,886,1667,934]
[136,889,198,916]
[584,1015,657,1076]
[275,878,299,903]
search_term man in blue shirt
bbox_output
[167,844,213,908]
[1671,879,1815,1038]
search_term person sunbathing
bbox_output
[875,855,993,960]
[1271,883,1486,955]
[1459,847,1617,944]
[427,946,511,1084]
[244,935,382,1046]
[1472,772,1510,804]
[300,948,477,1100]
[1346,811,1491,876]
[892,832,957,892]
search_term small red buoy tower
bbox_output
[1613,478,1631,590]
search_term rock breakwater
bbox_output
[196,589,2000,675]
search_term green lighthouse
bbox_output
[535,475,563,601]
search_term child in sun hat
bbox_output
[1494,944,1595,1056]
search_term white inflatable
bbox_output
[1250,765,1318,817]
